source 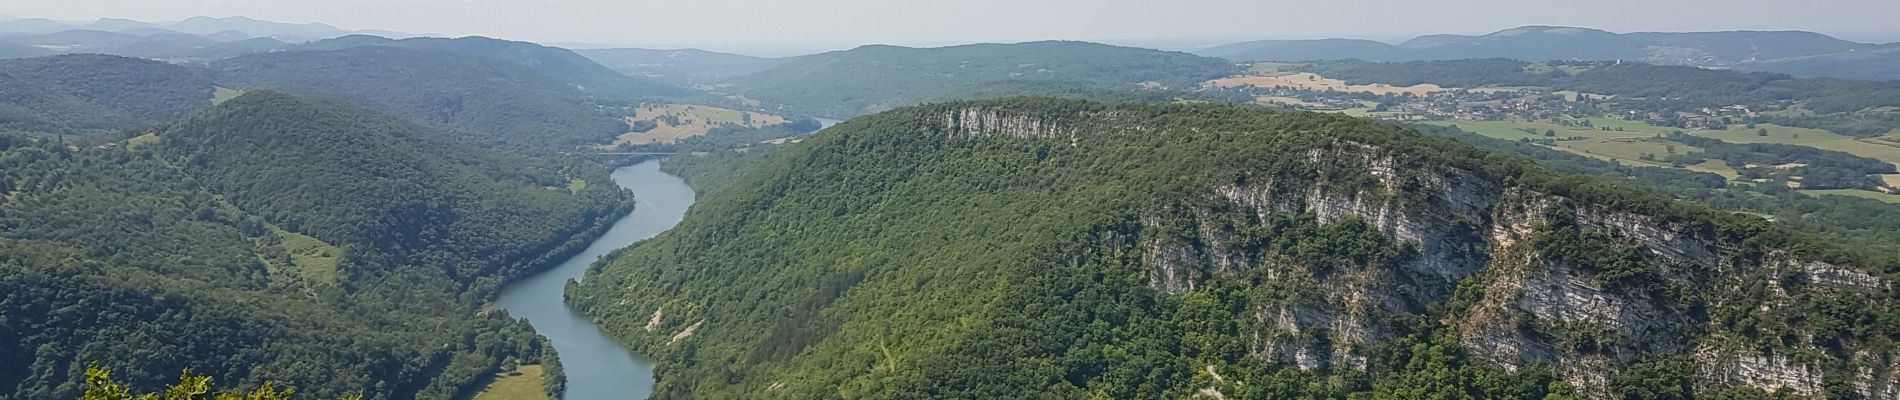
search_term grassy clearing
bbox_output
[1425,118,1654,141]
[270,226,339,284]
[1560,138,1696,162]
[1697,126,1900,167]
[1436,118,1900,169]
[613,103,786,146]
[567,178,587,194]
[473,364,549,400]
[1801,189,1900,203]
[1692,124,1845,145]
[126,133,159,148]
[1428,119,1755,178]
[212,87,244,106]
[1685,159,1743,180]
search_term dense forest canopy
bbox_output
[573,98,1900,399]
[0,54,215,133]
[0,90,631,399]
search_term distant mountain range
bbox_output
[1200,26,1900,81]
[0,15,420,43]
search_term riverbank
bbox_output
[494,161,696,400]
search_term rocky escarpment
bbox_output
[923,107,1900,398]
[577,100,1900,399]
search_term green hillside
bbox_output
[0,54,215,133]
[302,35,688,100]
[574,99,1899,399]
[0,91,630,399]
[212,46,627,149]
[727,41,1240,117]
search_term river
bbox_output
[495,160,694,400]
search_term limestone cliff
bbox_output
[929,104,1899,398]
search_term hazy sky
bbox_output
[3,0,1897,55]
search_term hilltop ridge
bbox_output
[574,98,1900,399]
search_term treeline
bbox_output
[1660,132,1892,189]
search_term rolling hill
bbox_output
[1202,26,1900,80]
[574,98,1900,399]
[0,15,418,41]
[0,29,290,60]
[0,54,216,133]
[211,45,629,149]
[724,40,1241,117]
[0,90,632,399]
[301,35,688,100]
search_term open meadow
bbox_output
[612,103,786,146]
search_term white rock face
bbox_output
[929,108,1900,399]
[937,107,1081,141]
[1697,345,1824,396]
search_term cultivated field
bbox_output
[613,103,786,146]
[1430,118,1900,169]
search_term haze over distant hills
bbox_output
[1201,26,1900,81]
[0,15,421,42]
[575,48,783,85]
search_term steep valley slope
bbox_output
[0,91,632,399]
[573,99,1900,399]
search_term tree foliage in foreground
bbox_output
[78,364,358,400]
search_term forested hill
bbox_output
[157,91,632,285]
[725,41,1240,117]
[0,54,215,133]
[1200,26,1900,81]
[573,98,1900,399]
[0,91,631,399]
[211,46,628,149]
[301,35,689,100]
